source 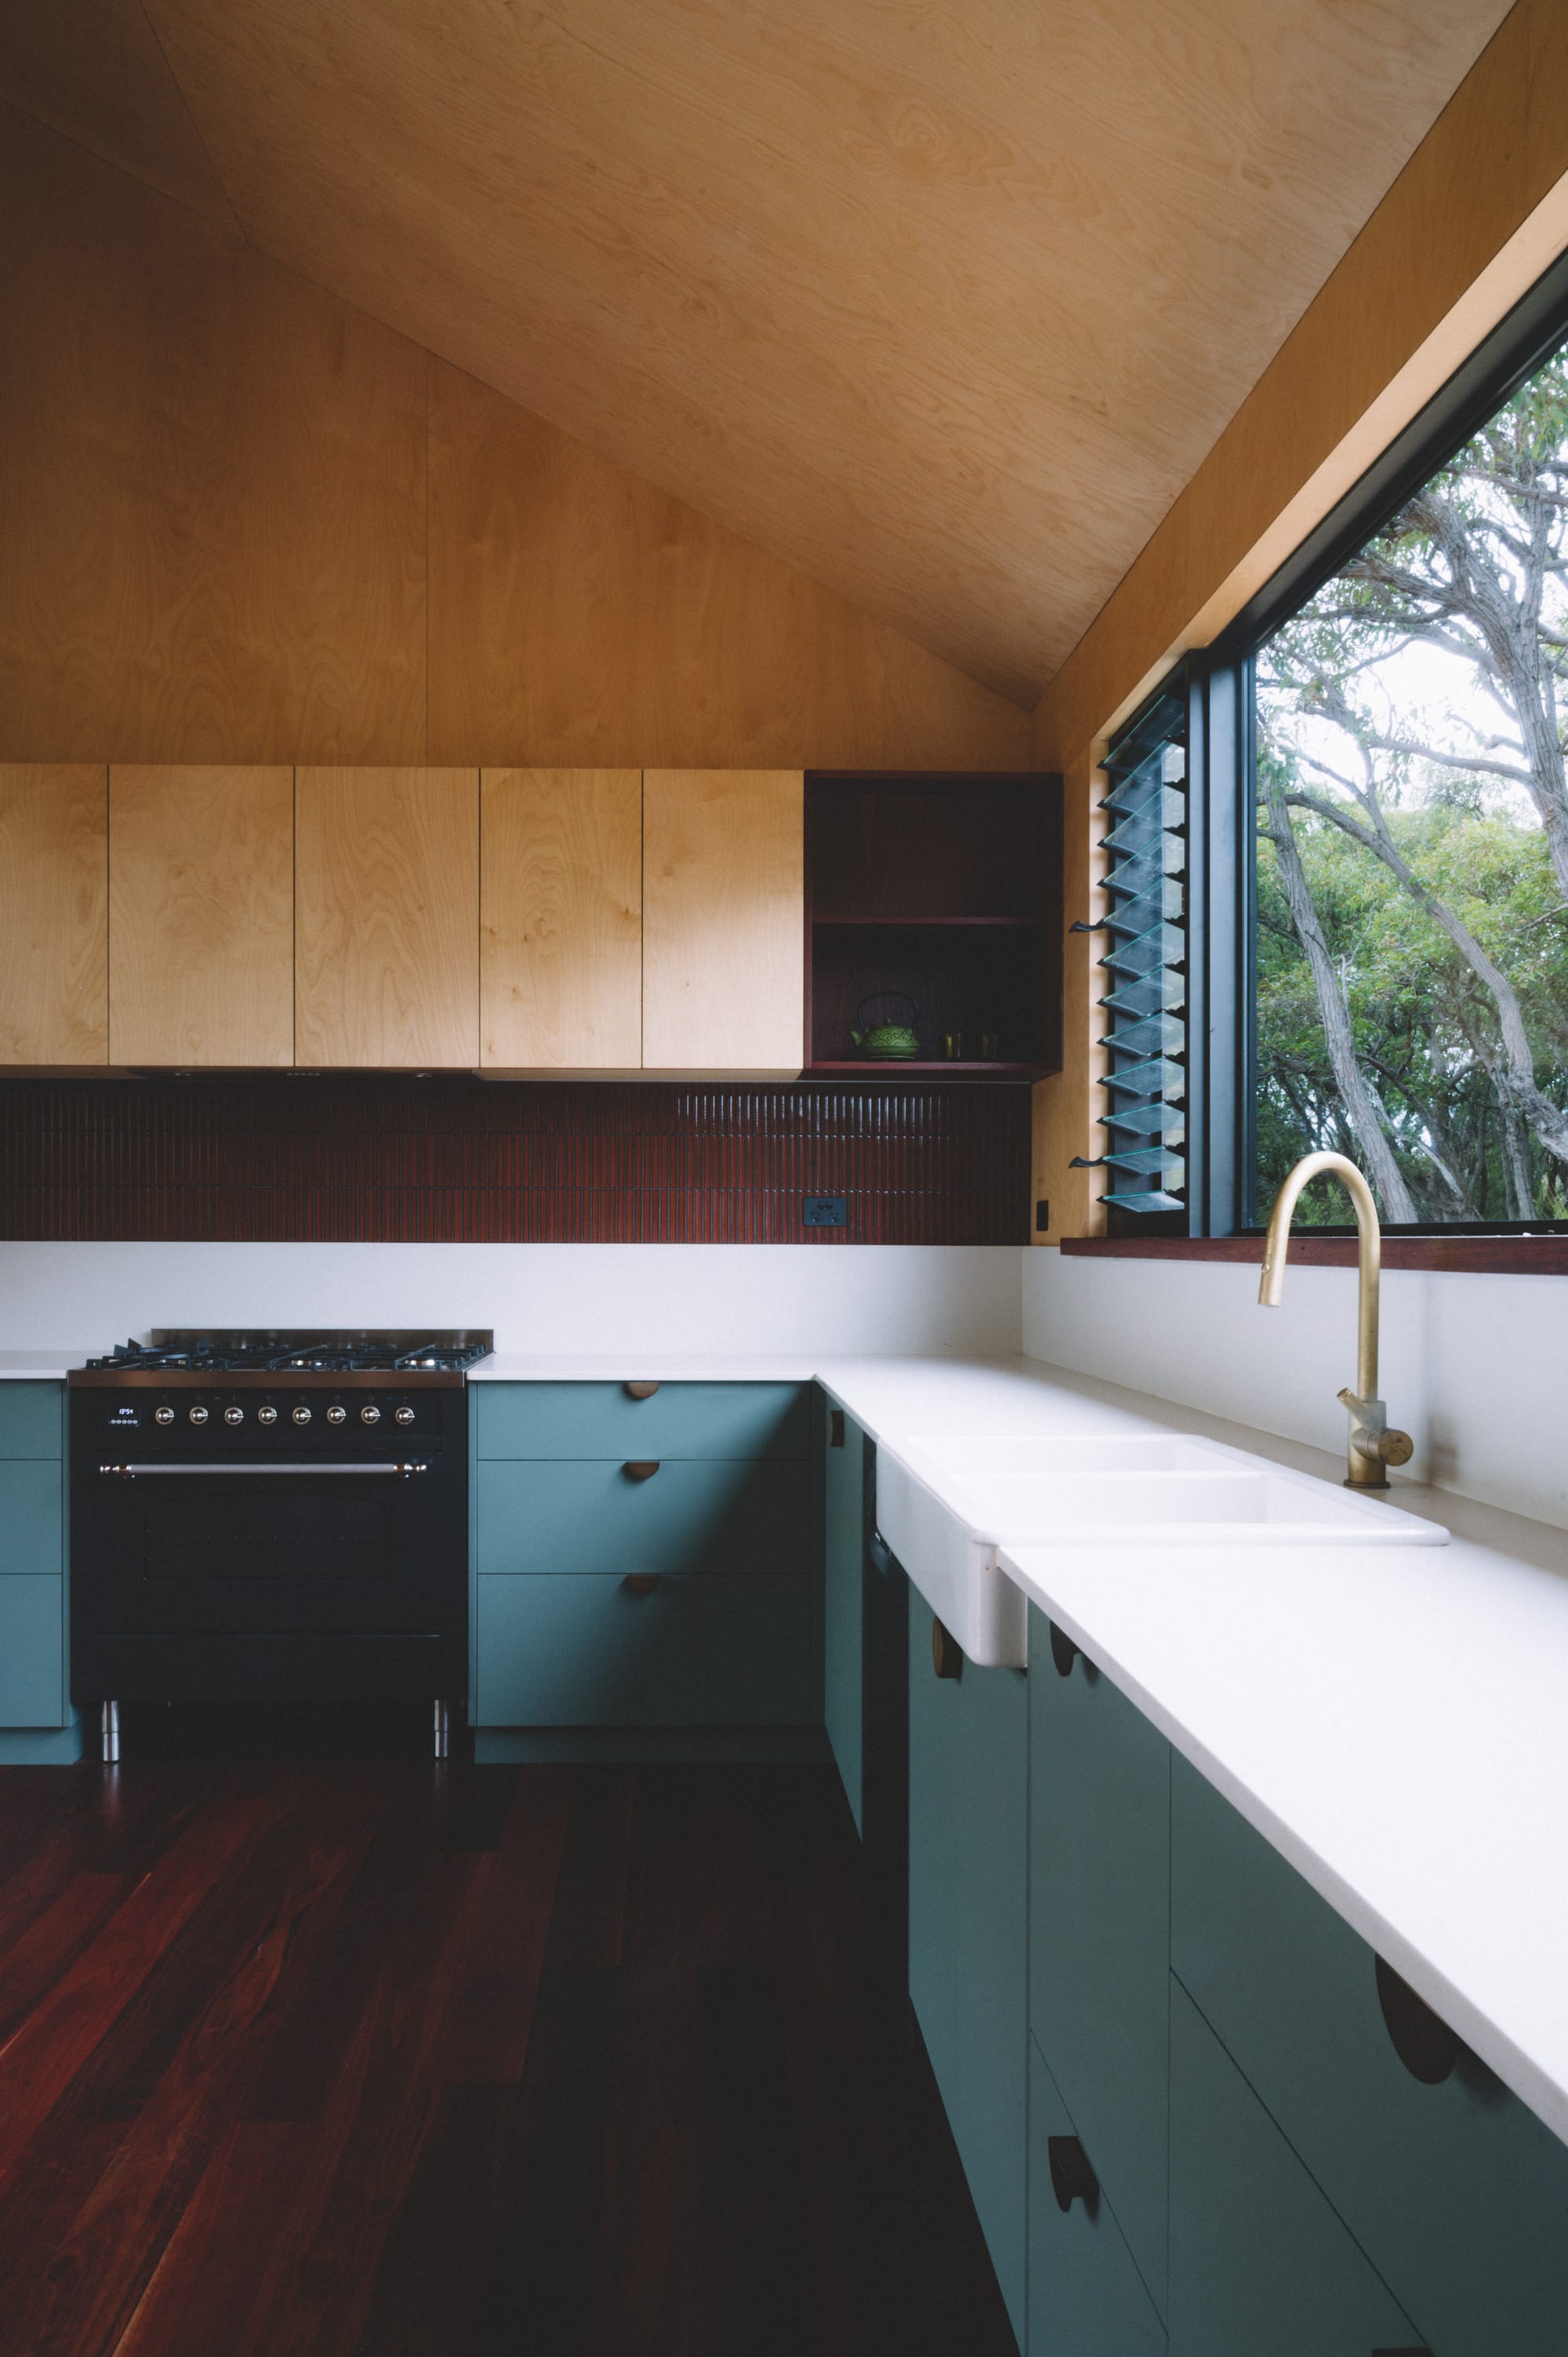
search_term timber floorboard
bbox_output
[0,1745,1018,2357]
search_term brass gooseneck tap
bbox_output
[1258,1150,1414,1491]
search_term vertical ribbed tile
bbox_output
[0,1077,1029,1244]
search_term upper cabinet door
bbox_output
[0,765,107,1065]
[642,770,804,1073]
[109,766,293,1067]
[296,768,479,1067]
[480,768,641,1070]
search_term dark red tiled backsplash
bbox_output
[0,1078,1029,1244]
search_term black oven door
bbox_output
[70,1446,467,1705]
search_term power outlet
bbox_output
[802,1193,848,1229]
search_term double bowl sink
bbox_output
[874,1430,1450,1668]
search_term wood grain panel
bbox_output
[427,362,1031,771]
[0,108,426,766]
[296,769,479,1070]
[642,772,804,1074]
[108,765,292,1067]
[481,768,642,1070]
[143,0,1509,700]
[1031,745,1105,1244]
[1035,0,1568,768]
[0,0,234,223]
[0,765,107,1065]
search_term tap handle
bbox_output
[1338,1389,1414,1469]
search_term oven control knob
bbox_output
[326,1404,347,1425]
[292,1405,312,1425]
[361,1404,381,1425]
[154,1405,175,1425]
[394,1406,415,1426]
[188,1405,209,1425]
[257,1405,278,1425]
[223,1406,245,1425]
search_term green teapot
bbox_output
[850,991,922,1060]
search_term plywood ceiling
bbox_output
[2,1,1515,703]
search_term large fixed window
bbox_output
[1101,251,1568,1237]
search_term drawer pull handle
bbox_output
[1050,1621,1081,1679]
[1375,1956,1460,2085]
[931,1616,963,1680]
[624,1381,660,1400]
[622,1573,661,1597]
[623,1460,661,1482]
[1047,2135,1098,2214]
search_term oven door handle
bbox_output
[97,1462,431,1478]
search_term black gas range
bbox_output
[68,1332,491,1760]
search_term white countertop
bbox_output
[810,1354,1568,2149]
[466,1351,822,1382]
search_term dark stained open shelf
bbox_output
[804,772,1063,1080]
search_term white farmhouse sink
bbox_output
[875,1431,1449,1670]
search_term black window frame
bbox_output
[1116,243,1568,1240]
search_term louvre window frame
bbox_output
[1108,243,1568,1243]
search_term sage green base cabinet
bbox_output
[1029,2036,1166,2356]
[471,1382,815,1746]
[0,1383,79,1759]
[822,1397,865,1828]
[1028,1603,1170,2321]
[475,1574,810,1725]
[1169,1981,1422,2353]
[907,1603,1029,2347]
[1172,1749,1568,2356]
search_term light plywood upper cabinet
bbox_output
[296,767,479,1067]
[480,768,641,1070]
[0,764,107,1064]
[109,765,293,1066]
[642,770,804,1073]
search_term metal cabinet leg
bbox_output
[433,1698,449,1760]
[101,1701,121,1764]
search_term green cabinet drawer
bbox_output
[474,1573,811,1726]
[1172,1751,1568,2357]
[907,1603,1028,2346]
[476,1458,808,1581]
[1029,2035,1167,2357]
[0,1461,64,1576]
[1169,1981,1424,2355]
[1029,1603,1171,2317]
[0,1383,64,1459]
[0,1578,67,1727]
[822,1398,865,1830]
[474,1381,810,1461]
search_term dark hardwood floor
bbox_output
[0,1722,1018,2356]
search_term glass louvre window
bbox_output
[1254,338,1568,1227]
[1097,692,1187,1213]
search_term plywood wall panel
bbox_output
[481,768,642,1070]
[0,108,426,767]
[108,765,293,1066]
[0,765,107,1065]
[296,768,479,1070]
[643,771,804,1074]
[426,363,1032,772]
[0,114,1029,776]
[0,0,234,224]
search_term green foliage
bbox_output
[1254,347,1568,1224]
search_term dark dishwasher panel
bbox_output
[862,1436,910,1993]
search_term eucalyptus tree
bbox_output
[1255,352,1568,1216]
